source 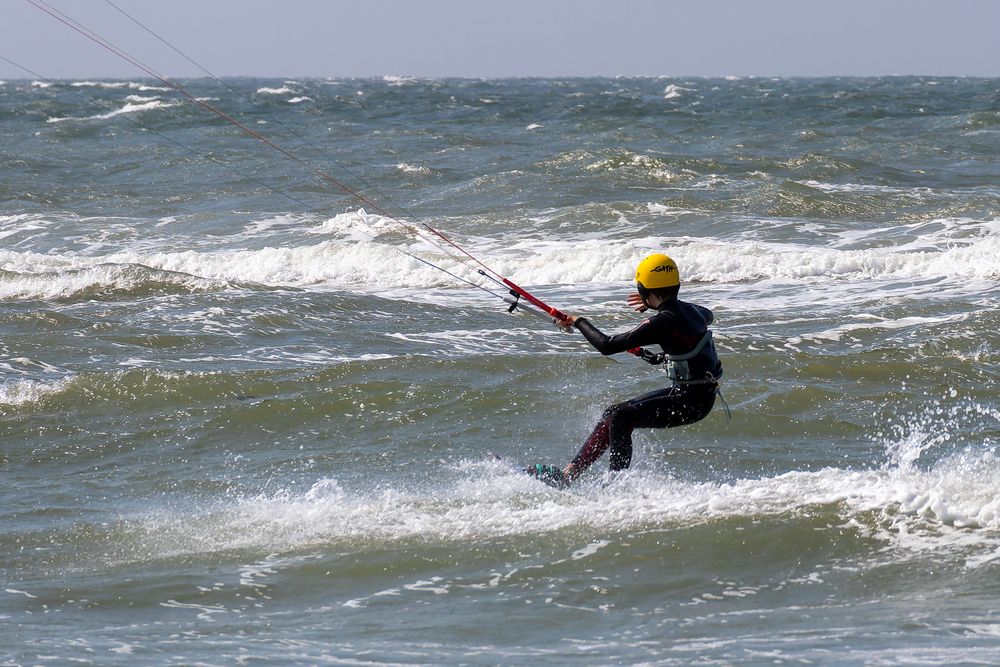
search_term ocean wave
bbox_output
[769,178,944,219]
[0,213,44,225]
[47,99,179,123]
[0,376,73,407]
[663,84,692,99]
[72,80,128,89]
[585,150,690,183]
[256,86,295,95]
[0,263,226,302]
[541,148,712,183]
[674,234,1000,285]
[395,163,431,175]
[476,230,1000,289]
[70,80,171,92]
[792,179,929,196]
[313,208,413,238]
[383,75,420,86]
[964,111,1000,129]
[125,437,1000,561]
[1,226,998,300]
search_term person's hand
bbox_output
[627,292,648,312]
[553,314,576,332]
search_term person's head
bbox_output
[635,253,680,308]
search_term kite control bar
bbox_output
[502,277,652,361]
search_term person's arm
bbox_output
[573,315,662,355]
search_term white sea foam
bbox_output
[109,101,172,117]
[129,432,1000,562]
[2,224,999,301]
[795,179,929,196]
[72,81,129,89]
[787,312,972,344]
[672,234,1000,285]
[484,230,1000,292]
[313,208,409,238]
[0,261,223,301]
[242,213,308,238]
[70,81,170,92]
[0,241,457,298]
[287,96,312,104]
[586,152,680,182]
[646,203,698,216]
[256,86,295,95]
[383,75,419,86]
[47,99,179,123]
[663,84,692,99]
[4,588,38,598]
[0,213,37,225]
[30,81,51,88]
[0,377,72,407]
[0,223,45,244]
[395,163,431,175]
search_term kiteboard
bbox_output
[488,451,570,489]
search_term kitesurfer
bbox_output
[528,253,723,488]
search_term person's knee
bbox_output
[600,404,620,421]
[607,402,639,429]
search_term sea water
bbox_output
[2,76,1000,664]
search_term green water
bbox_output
[2,76,1000,664]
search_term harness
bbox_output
[636,330,731,419]
[636,331,715,383]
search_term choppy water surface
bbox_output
[2,76,1000,664]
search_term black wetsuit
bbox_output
[570,298,723,474]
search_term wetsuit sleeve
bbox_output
[574,316,663,356]
[697,305,715,326]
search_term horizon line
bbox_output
[3,73,997,82]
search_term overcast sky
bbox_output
[1,0,998,80]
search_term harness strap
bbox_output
[637,331,714,366]
[672,372,731,420]
[667,331,714,361]
[716,384,733,421]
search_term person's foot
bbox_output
[524,464,570,489]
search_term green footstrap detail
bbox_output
[525,464,570,489]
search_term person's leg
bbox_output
[568,386,716,479]
[606,386,717,471]
[569,405,616,475]
[569,389,677,475]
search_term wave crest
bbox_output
[0,264,226,302]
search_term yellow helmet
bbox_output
[635,253,679,290]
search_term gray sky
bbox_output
[1,0,998,79]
